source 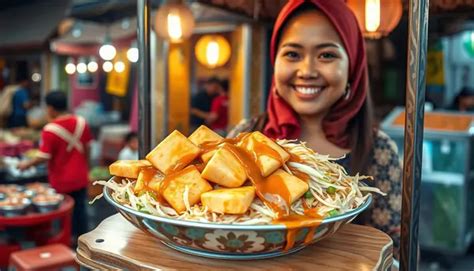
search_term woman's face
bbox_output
[274,10,349,118]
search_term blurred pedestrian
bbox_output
[18,90,93,242]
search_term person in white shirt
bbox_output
[118,132,138,160]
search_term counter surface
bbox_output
[76,214,393,270]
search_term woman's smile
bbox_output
[292,85,325,100]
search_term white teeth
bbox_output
[295,87,322,95]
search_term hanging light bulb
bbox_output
[65,57,76,75]
[127,48,139,63]
[347,0,402,39]
[87,57,98,73]
[195,35,231,68]
[365,0,381,33]
[99,28,116,60]
[102,61,113,72]
[155,2,195,43]
[206,41,219,67]
[127,41,139,63]
[31,73,42,82]
[99,43,116,60]
[76,57,87,74]
[114,61,125,73]
[167,12,183,41]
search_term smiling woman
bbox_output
[227,0,402,260]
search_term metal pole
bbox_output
[137,0,152,158]
[400,0,430,270]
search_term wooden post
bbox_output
[137,0,152,157]
[400,0,430,270]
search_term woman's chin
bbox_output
[292,106,324,117]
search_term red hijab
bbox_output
[263,0,368,149]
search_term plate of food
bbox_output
[94,125,383,260]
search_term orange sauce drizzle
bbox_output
[291,170,311,183]
[304,227,317,245]
[154,165,196,205]
[240,135,284,173]
[170,153,200,173]
[139,167,161,187]
[193,163,206,173]
[141,132,323,251]
[289,153,305,164]
[223,144,289,217]
[223,143,323,251]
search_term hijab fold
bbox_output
[263,0,368,149]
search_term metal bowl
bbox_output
[0,197,31,217]
[24,182,51,194]
[104,186,372,260]
[32,193,64,213]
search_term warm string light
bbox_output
[114,61,125,73]
[65,63,76,75]
[87,60,98,73]
[103,61,113,72]
[127,47,139,63]
[99,44,116,61]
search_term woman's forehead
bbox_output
[278,9,343,48]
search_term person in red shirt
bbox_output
[206,79,229,136]
[18,91,92,240]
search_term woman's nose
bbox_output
[297,56,318,78]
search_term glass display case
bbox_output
[382,107,474,254]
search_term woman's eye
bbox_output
[283,51,300,60]
[319,52,337,59]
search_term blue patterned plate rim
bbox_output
[161,240,306,260]
[103,183,372,230]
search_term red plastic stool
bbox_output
[8,244,78,271]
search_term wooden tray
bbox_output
[76,214,393,270]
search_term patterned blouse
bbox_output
[227,117,402,259]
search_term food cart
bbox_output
[75,0,431,270]
[382,107,474,254]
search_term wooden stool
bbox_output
[9,244,78,271]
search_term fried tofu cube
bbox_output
[201,144,247,188]
[162,165,212,213]
[146,130,201,174]
[201,186,255,214]
[265,169,309,204]
[188,125,223,146]
[188,126,223,164]
[201,149,217,164]
[238,131,290,177]
[134,167,163,194]
[109,160,152,179]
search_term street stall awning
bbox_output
[50,19,137,56]
[196,0,474,19]
[0,0,72,54]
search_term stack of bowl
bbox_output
[0,183,63,216]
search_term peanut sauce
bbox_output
[142,133,322,251]
[153,165,197,205]
[240,134,285,173]
[223,143,323,251]
[169,153,201,173]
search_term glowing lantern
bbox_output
[195,35,231,68]
[347,0,402,39]
[155,1,195,43]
